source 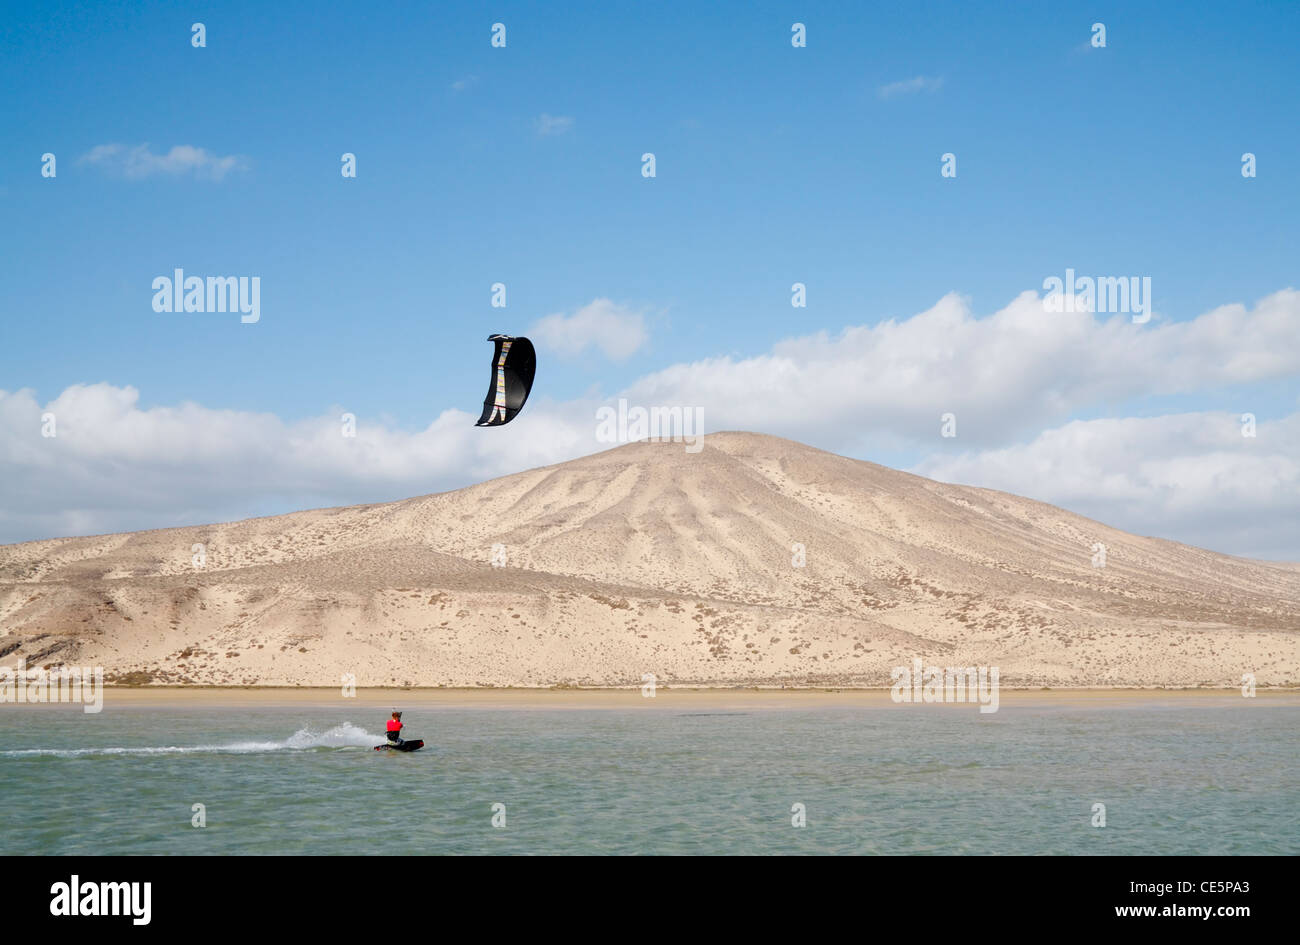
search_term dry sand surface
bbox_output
[84,687,1300,711]
[2,432,1298,688]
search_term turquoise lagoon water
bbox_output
[0,700,1295,855]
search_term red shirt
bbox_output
[387,719,402,733]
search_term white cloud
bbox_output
[532,298,648,360]
[79,143,247,181]
[4,289,1300,558]
[878,75,944,99]
[912,412,1300,560]
[534,113,574,136]
[0,384,602,544]
[620,289,1300,450]
[451,75,479,92]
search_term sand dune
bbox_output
[2,432,1297,687]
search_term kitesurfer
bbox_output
[386,710,404,747]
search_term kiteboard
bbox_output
[373,739,424,752]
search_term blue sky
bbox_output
[1,1,1298,556]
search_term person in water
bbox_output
[386,710,404,746]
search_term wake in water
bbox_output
[0,722,381,757]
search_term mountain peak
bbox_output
[2,432,1297,687]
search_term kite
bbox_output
[475,334,536,427]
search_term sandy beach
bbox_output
[83,686,1300,710]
